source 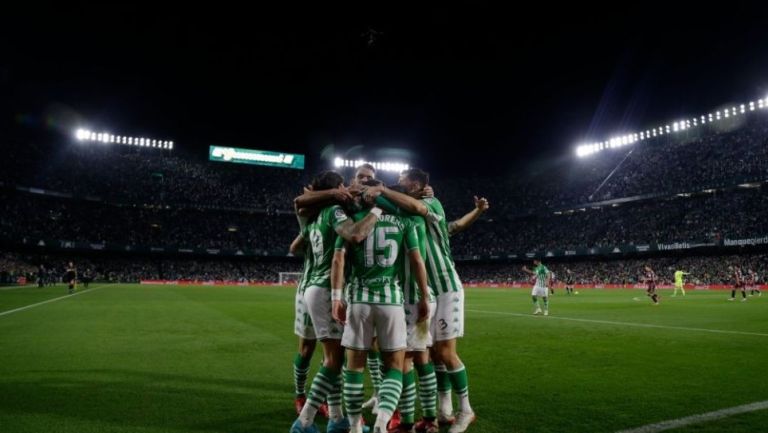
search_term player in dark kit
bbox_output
[48,268,57,286]
[643,265,660,305]
[564,268,575,295]
[748,269,761,297]
[728,265,747,302]
[82,268,93,289]
[37,265,46,288]
[64,262,77,294]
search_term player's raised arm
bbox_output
[522,265,534,275]
[448,196,490,236]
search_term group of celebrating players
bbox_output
[288,164,489,433]
[286,163,764,433]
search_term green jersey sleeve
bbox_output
[329,205,349,230]
[404,219,419,252]
[374,196,402,215]
[334,235,346,251]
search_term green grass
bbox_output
[0,284,766,433]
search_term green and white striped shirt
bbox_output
[421,197,463,295]
[342,212,418,305]
[373,196,433,305]
[534,264,550,288]
[296,241,313,295]
[304,205,348,289]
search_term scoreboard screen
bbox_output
[209,146,305,169]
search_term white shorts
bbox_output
[303,285,344,340]
[532,285,549,297]
[405,301,436,351]
[431,290,465,342]
[294,290,316,340]
[342,303,407,352]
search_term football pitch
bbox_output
[1,284,766,433]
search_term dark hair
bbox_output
[362,179,383,187]
[401,168,429,188]
[311,171,345,191]
[387,184,406,193]
[357,163,376,175]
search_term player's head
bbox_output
[533,259,541,266]
[644,265,651,272]
[399,168,429,197]
[360,179,383,198]
[387,184,407,194]
[68,261,73,268]
[353,164,376,186]
[345,178,383,212]
[566,268,572,274]
[311,170,345,191]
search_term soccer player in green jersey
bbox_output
[299,164,389,416]
[349,165,390,415]
[523,260,552,316]
[289,164,377,417]
[289,233,324,417]
[364,169,486,433]
[673,270,690,297]
[364,185,437,432]
[291,171,383,433]
[331,200,430,433]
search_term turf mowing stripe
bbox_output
[615,400,768,433]
[0,285,41,291]
[466,309,768,338]
[0,285,108,317]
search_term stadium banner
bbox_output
[140,280,282,286]
[457,239,728,261]
[463,283,767,290]
[208,145,305,169]
[723,236,768,247]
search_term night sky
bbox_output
[3,4,768,176]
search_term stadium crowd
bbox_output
[2,115,768,214]
[3,185,766,257]
[2,112,768,284]
[2,252,764,286]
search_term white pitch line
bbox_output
[0,285,108,317]
[615,400,768,433]
[466,309,768,337]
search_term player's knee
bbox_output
[435,343,456,366]
[345,350,368,370]
[299,339,317,357]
